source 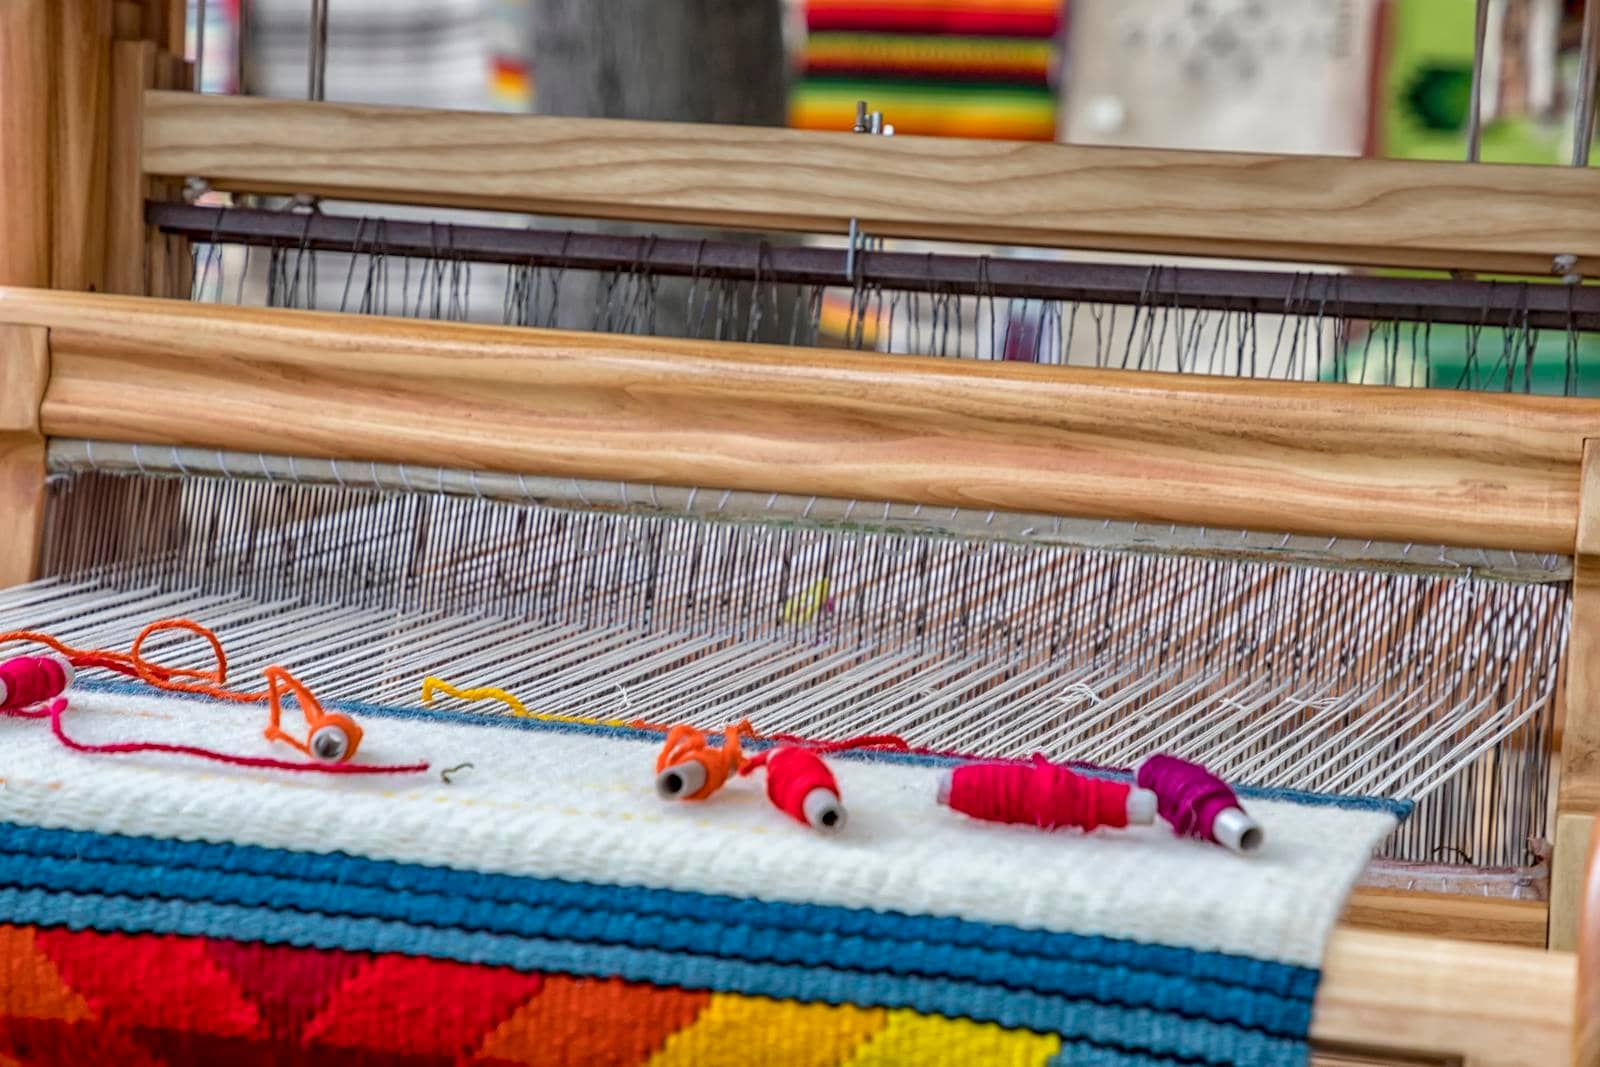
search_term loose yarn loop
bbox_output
[0,621,429,776]
[946,754,1131,832]
[1137,754,1241,842]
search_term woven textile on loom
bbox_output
[789,0,1062,140]
[0,675,1401,1066]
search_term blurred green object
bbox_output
[1322,324,1600,396]
[1360,0,1597,396]
[1381,0,1570,163]
[1400,64,1473,132]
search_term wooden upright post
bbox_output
[0,0,54,290]
[1555,439,1600,950]
[53,0,116,292]
[0,327,49,587]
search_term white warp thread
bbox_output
[0,689,1396,969]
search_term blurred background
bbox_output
[176,0,1600,392]
[185,1,1600,160]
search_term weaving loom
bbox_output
[1,1,1598,1065]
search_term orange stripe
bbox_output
[477,974,711,1065]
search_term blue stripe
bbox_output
[0,886,1303,1067]
[0,848,1310,1038]
[72,677,1414,818]
[0,821,1317,1001]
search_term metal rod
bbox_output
[194,0,207,93]
[308,0,329,103]
[1575,0,1600,166]
[149,202,1600,331]
[1467,0,1490,162]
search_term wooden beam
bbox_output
[1311,928,1573,1067]
[143,90,1600,276]
[0,326,50,588]
[52,0,114,293]
[1555,442,1600,950]
[0,0,53,289]
[3,287,1600,554]
[106,41,157,295]
[1573,816,1600,1066]
[1340,886,1547,949]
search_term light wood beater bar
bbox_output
[5,287,1600,554]
[143,90,1600,276]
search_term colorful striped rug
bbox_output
[0,683,1402,1066]
[789,0,1062,140]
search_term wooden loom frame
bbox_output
[1,1,1598,1062]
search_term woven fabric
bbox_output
[0,685,1399,1066]
[790,1,1062,140]
[0,923,1132,1066]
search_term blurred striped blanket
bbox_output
[790,0,1063,139]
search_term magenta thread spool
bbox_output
[0,654,74,713]
[1136,754,1263,856]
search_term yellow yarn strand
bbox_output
[782,578,831,625]
[420,676,633,729]
[421,677,530,718]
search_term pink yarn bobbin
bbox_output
[938,754,1156,833]
[0,654,75,712]
[1136,754,1263,856]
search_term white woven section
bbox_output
[0,689,1396,969]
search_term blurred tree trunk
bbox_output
[528,0,787,125]
[527,0,800,342]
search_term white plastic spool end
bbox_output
[935,771,953,805]
[1124,787,1158,825]
[802,787,847,833]
[1212,807,1264,856]
[656,760,707,800]
[49,653,75,691]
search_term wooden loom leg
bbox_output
[0,0,53,290]
[52,1,115,294]
[1555,439,1600,951]
[0,327,50,587]
[107,40,158,296]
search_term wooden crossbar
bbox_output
[143,89,1600,276]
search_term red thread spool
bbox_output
[751,746,846,833]
[0,654,74,712]
[938,754,1157,833]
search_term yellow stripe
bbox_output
[648,994,887,1067]
[843,1010,1061,1067]
[806,37,1054,71]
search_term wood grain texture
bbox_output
[142,90,1600,275]
[1557,813,1596,952]
[106,41,156,295]
[1313,929,1574,1067]
[1564,441,1600,813]
[1574,816,1600,1066]
[0,0,53,289]
[113,1,141,40]
[52,0,114,292]
[0,326,50,589]
[3,286,1600,553]
[1340,886,1547,949]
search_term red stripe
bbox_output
[805,9,1061,36]
[803,59,1050,84]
